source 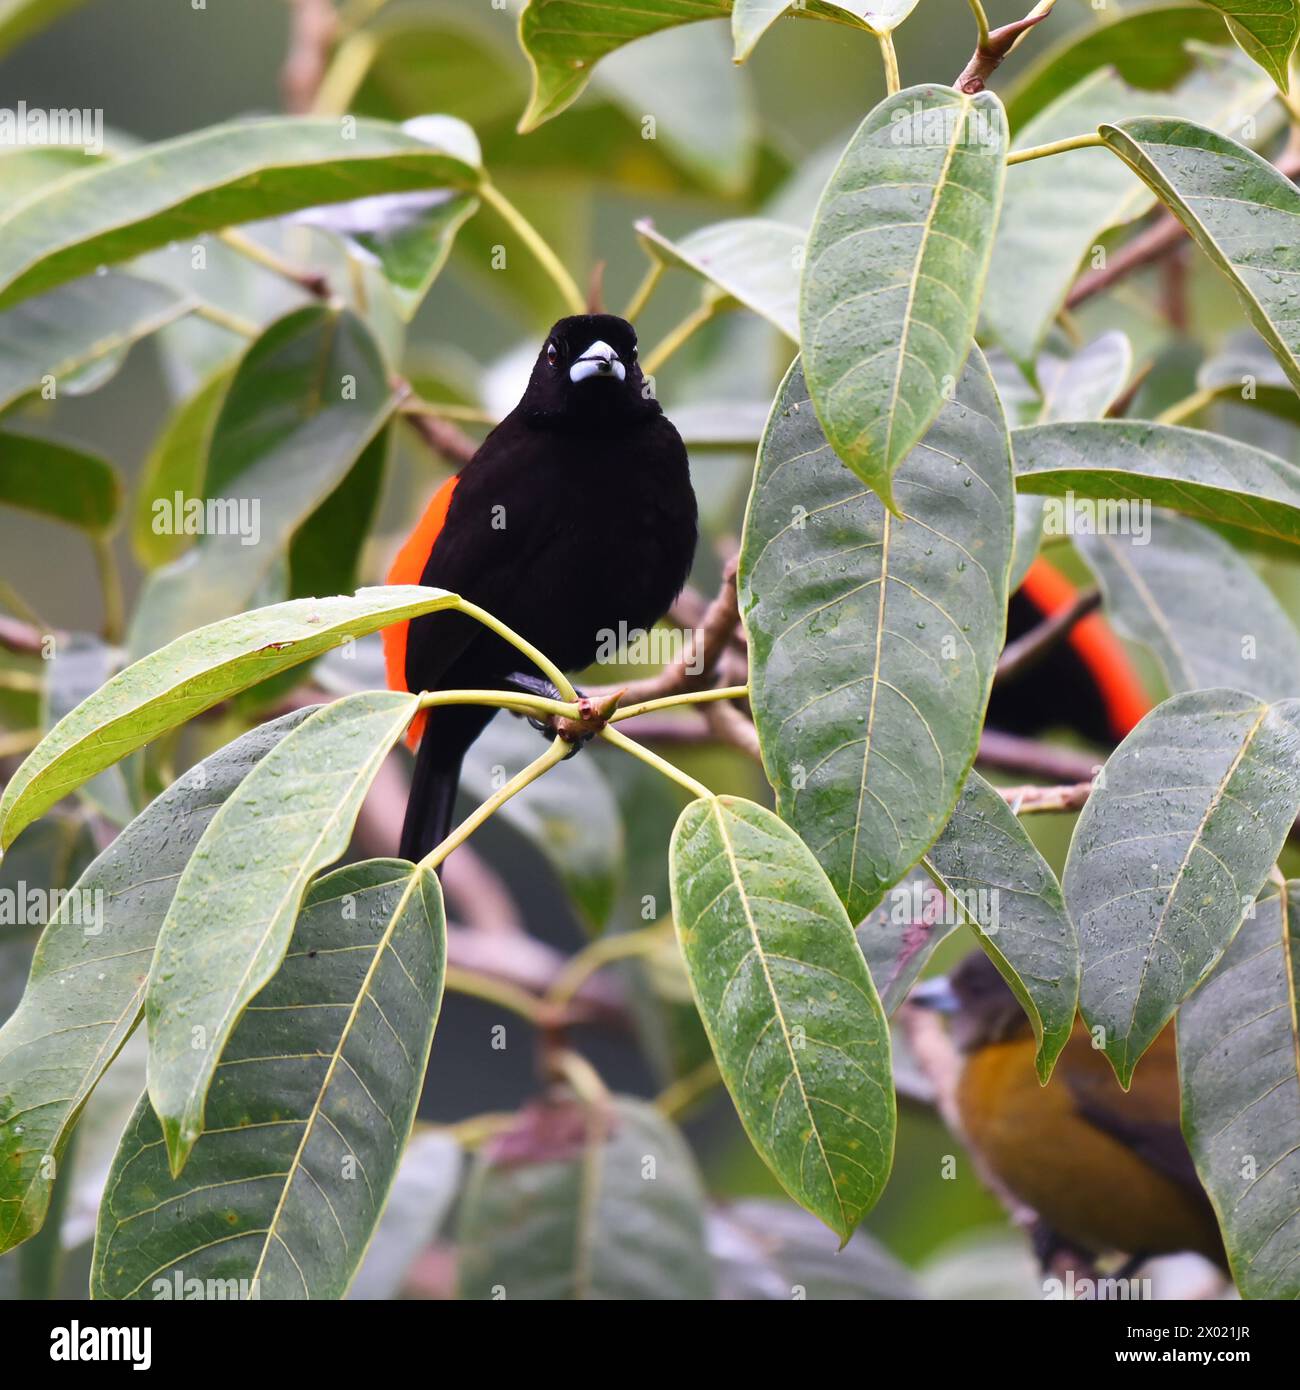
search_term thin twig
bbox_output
[978,729,1100,783]
[995,587,1101,686]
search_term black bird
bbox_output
[383,314,698,862]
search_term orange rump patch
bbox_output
[1019,557,1151,739]
[383,474,459,750]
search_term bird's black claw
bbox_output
[505,671,591,748]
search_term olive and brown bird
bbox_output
[915,951,1225,1268]
[383,314,698,862]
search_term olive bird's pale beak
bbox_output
[570,340,626,384]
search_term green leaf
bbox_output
[1177,880,1300,1299]
[0,116,482,310]
[732,0,793,59]
[0,274,190,414]
[145,691,420,1175]
[128,306,398,654]
[0,0,89,58]
[669,795,895,1241]
[740,352,1013,921]
[1201,0,1300,89]
[42,636,133,829]
[0,146,102,202]
[0,585,459,853]
[1100,118,1300,395]
[461,714,623,932]
[636,218,803,339]
[0,434,119,532]
[0,711,309,1254]
[457,1096,714,1299]
[130,363,235,570]
[517,0,867,131]
[1013,421,1300,547]
[800,84,1007,512]
[1077,511,1300,701]
[921,772,1079,1082]
[94,858,445,1300]
[985,52,1272,367]
[1003,3,1235,128]
[1065,688,1300,1086]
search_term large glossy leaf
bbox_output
[129,306,397,653]
[1078,512,1300,701]
[0,434,119,532]
[0,586,458,853]
[0,712,309,1255]
[1100,119,1300,395]
[670,795,895,1241]
[0,0,89,57]
[985,52,1271,367]
[1037,331,1133,424]
[801,84,1007,512]
[146,691,420,1174]
[730,0,916,60]
[461,713,623,931]
[516,0,866,131]
[1202,0,1300,89]
[1065,688,1300,1086]
[922,772,1078,1081]
[457,1096,714,1299]
[1177,880,1300,1298]
[0,274,189,414]
[636,218,802,340]
[1014,421,1300,547]
[129,363,235,569]
[740,353,1013,921]
[0,117,482,310]
[95,859,445,1300]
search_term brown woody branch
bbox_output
[995,587,1101,686]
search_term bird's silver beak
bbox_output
[908,976,961,1014]
[570,340,626,384]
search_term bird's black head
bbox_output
[518,314,659,431]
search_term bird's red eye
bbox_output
[546,342,558,367]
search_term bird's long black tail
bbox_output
[399,705,496,864]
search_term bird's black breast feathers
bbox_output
[410,405,697,686]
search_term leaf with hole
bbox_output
[800,83,1007,511]
[1065,688,1300,1085]
[670,795,895,1241]
[740,352,1013,921]
[95,858,445,1299]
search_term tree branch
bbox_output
[281,0,338,114]
[995,587,1101,686]
[954,5,1053,95]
